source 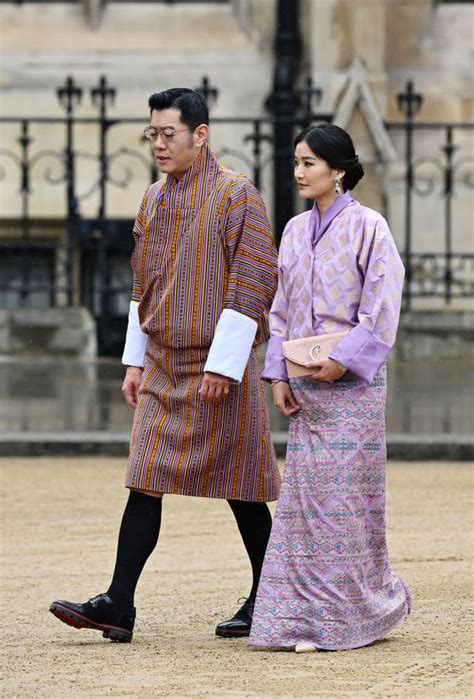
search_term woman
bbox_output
[249,124,411,652]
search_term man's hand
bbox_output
[272,381,300,417]
[199,371,231,403]
[122,366,143,408]
[304,358,346,383]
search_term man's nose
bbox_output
[154,132,168,148]
[153,141,166,154]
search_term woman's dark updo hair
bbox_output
[294,123,365,191]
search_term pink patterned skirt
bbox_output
[249,368,411,650]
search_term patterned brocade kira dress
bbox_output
[249,194,412,650]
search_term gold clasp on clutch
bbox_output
[309,345,321,361]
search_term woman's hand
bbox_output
[304,358,346,383]
[272,381,300,417]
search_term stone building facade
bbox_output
[0,0,472,353]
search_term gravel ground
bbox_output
[1,457,473,698]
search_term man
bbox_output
[50,88,280,643]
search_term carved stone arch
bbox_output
[333,57,397,163]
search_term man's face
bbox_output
[148,108,204,178]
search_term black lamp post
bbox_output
[265,0,302,246]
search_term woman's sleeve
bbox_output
[203,180,278,382]
[329,217,405,383]
[261,262,290,382]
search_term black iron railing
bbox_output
[387,80,474,306]
[0,76,473,352]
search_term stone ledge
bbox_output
[400,311,474,334]
[396,311,474,361]
[0,307,97,358]
[0,431,472,461]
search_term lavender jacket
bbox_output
[263,193,405,384]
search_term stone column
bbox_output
[303,0,390,211]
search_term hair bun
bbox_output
[344,160,364,191]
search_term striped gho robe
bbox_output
[121,143,280,501]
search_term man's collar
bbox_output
[168,143,210,187]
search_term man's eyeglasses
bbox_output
[143,126,191,143]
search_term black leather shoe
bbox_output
[215,597,255,638]
[49,593,135,643]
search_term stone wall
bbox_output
[0,0,472,312]
[0,1,276,219]
[302,0,474,279]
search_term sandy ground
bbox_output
[1,458,473,699]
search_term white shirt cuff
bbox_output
[121,301,148,367]
[204,308,258,383]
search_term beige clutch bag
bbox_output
[282,331,350,378]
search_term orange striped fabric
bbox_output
[125,144,280,501]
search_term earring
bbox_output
[334,177,342,196]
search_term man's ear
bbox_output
[194,123,209,147]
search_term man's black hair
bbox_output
[148,88,209,130]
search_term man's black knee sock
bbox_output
[227,500,272,600]
[106,491,162,608]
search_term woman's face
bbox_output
[294,140,342,201]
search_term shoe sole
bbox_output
[49,602,133,643]
[215,628,250,638]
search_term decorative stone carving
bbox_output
[333,57,397,163]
